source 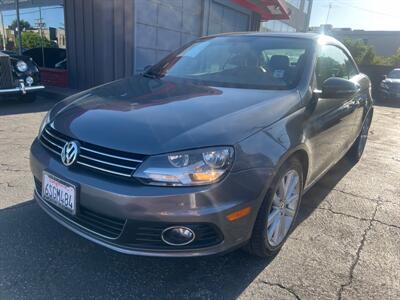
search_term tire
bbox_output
[19,93,36,102]
[347,114,372,163]
[245,157,304,258]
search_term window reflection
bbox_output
[0,0,66,70]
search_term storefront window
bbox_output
[0,0,66,69]
[286,0,301,9]
[260,20,296,33]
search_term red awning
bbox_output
[232,0,290,21]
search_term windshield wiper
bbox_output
[142,72,163,79]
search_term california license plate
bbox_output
[42,172,76,215]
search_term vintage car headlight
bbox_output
[38,111,51,136]
[134,147,234,186]
[16,60,28,72]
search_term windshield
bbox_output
[388,69,400,79]
[146,36,311,90]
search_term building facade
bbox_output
[310,25,400,57]
[260,0,313,33]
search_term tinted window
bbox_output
[147,36,311,90]
[316,45,358,88]
[388,69,400,79]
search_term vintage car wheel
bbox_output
[245,157,303,258]
[19,93,36,102]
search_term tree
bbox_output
[17,31,51,49]
[8,19,33,31]
[389,49,400,67]
[342,38,376,65]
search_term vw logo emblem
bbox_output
[61,141,79,166]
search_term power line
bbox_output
[314,0,400,19]
[336,1,400,18]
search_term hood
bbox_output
[51,76,300,155]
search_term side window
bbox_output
[316,45,358,88]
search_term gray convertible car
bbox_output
[30,33,373,257]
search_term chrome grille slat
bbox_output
[41,133,63,149]
[44,128,67,143]
[0,54,14,88]
[80,146,143,163]
[79,154,136,170]
[76,161,132,177]
[40,139,61,156]
[40,125,145,178]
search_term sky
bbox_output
[1,5,64,29]
[310,0,400,31]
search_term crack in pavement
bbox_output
[262,281,301,300]
[332,188,381,203]
[372,219,400,230]
[336,199,382,300]
[308,205,372,222]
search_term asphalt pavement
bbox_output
[0,95,399,299]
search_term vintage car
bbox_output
[0,51,44,101]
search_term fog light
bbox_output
[26,76,34,86]
[161,226,195,246]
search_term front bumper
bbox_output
[0,85,44,94]
[30,138,272,257]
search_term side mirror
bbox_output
[319,77,360,98]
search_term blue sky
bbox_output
[310,0,400,31]
[2,5,64,29]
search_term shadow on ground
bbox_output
[0,155,355,299]
[373,97,400,109]
[0,95,57,116]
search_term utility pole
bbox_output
[325,2,332,24]
[0,10,6,50]
[15,0,22,55]
[36,6,46,67]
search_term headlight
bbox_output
[134,147,234,186]
[38,111,51,136]
[16,60,28,72]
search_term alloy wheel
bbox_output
[267,169,300,247]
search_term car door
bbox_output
[305,44,361,183]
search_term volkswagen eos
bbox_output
[30,33,373,257]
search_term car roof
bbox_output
[203,31,324,40]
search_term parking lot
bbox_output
[0,94,399,299]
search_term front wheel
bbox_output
[347,114,372,163]
[245,158,304,258]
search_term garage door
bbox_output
[208,1,250,35]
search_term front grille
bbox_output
[35,178,125,239]
[39,125,146,178]
[0,53,14,88]
[126,222,223,249]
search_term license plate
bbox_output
[42,172,76,215]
